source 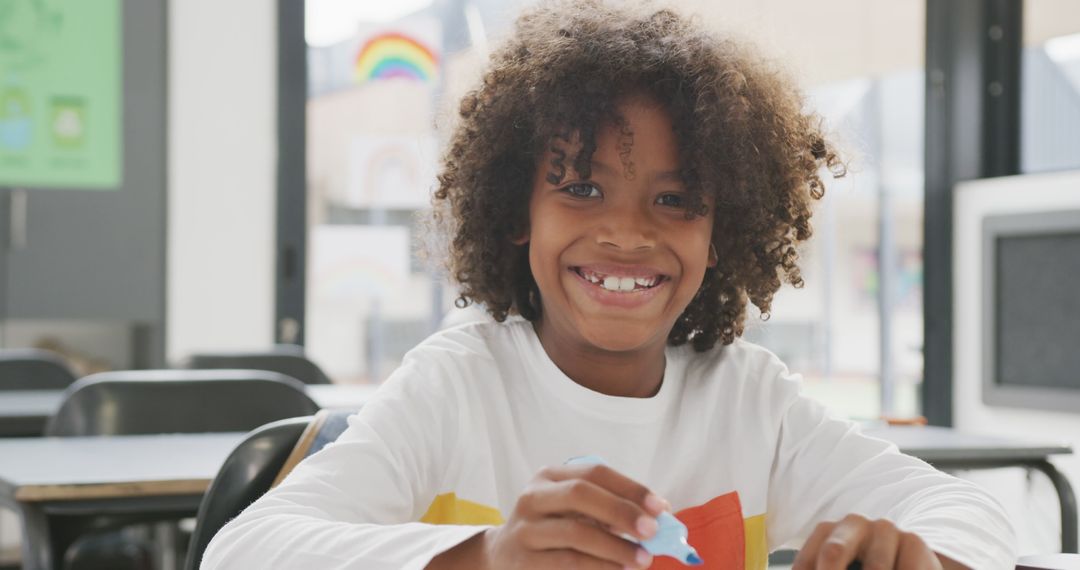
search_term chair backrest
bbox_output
[182,345,332,385]
[0,348,78,390]
[271,408,354,487]
[184,408,357,570]
[45,370,320,437]
[184,416,310,570]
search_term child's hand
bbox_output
[481,462,669,569]
[792,514,961,569]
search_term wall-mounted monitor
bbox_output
[981,209,1080,413]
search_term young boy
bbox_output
[202,2,1016,568]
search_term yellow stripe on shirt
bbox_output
[744,513,767,570]
[419,492,505,525]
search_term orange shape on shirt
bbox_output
[649,491,745,570]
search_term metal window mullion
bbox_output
[923,0,1022,427]
[983,0,1022,177]
[276,0,307,345]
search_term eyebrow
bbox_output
[589,157,683,183]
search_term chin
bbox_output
[577,322,665,353]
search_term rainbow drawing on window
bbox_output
[354,32,439,84]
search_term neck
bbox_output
[533,319,666,398]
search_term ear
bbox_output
[707,243,718,268]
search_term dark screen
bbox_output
[996,233,1080,389]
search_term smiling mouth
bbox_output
[571,267,669,292]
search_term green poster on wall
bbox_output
[0,0,121,189]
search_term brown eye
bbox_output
[563,182,602,199]
[656,193,686,208]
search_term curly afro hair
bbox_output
[432,0,845,351]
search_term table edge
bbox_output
[15,479,211,503]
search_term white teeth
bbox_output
[582,268,661,292]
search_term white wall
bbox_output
[954,170,1080,554]
[167,0,277,363]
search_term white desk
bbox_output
[0,432,247,569]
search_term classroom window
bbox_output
[676,0,927,420]
[304,0,449,384]
[1021,0,1080,173]
[749,71,926,421]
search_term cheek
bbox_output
[683,220,715,262]
[526,237,556,289]
[525,203,572,265]
[675,223,715,290]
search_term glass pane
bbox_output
[1022,0,1080,173]
[691,2,927,421]
[305,1,447,384]
[745,71,925,421]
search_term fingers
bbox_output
[792,521,836,570]
[547,464,669,516]
[538,549,631,570]
[494,463,672,570]
[522,465,666,540]
[794,515,942,570]
[523,517,653,569]
[532,478,657,540]
[794,514,872,570]
[859,519,901,569]
[895,532,943,570]
[818,514,873,569]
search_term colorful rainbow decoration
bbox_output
[354,32,439,84]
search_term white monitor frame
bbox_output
[980,209,1080,413]
[954,169,1080,417]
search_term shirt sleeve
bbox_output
[200,354,492,570]
[763,361,1017,569]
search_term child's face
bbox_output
[522,97,716,354]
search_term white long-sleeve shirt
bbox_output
[202,319,1016,569]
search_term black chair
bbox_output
[62,533,154,570]
[46,369,321,569]
[181,345,333,385]
[47,369,320,436]
[0,348,78,390]
[185,408,356,570]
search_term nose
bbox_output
[595,200,657,251]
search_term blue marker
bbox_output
[565,455,703,566]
